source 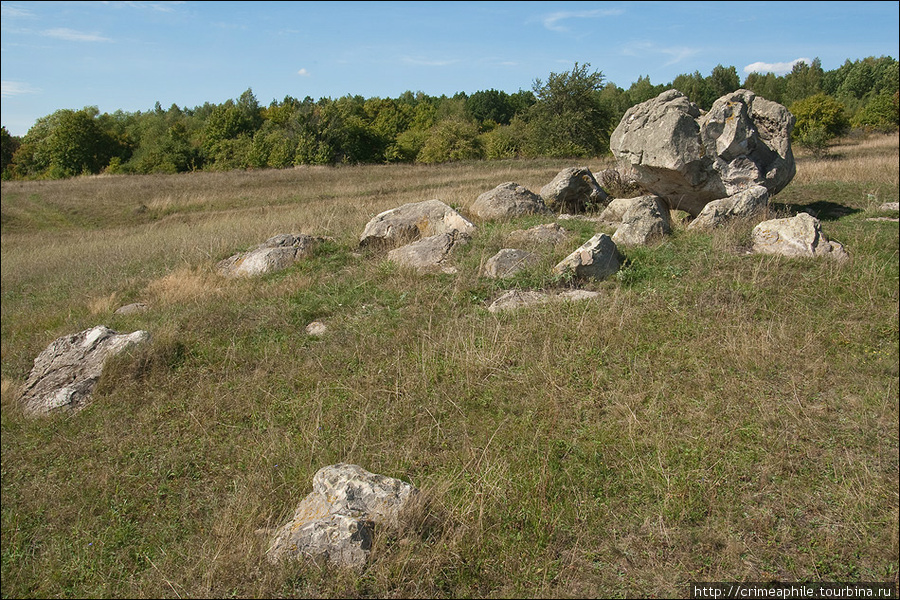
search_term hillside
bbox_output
[1,135,898,598]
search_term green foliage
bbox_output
[852,92,900,131]
[11,107,124,178]
[1,56,897,180]
[526,62,612,157]
[1,126,20,179]
[417,119,484,163]
[791,93,851,154]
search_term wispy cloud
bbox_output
[743,58,813,76]
[99,1,184,13]
[297,68,311,77]
[1,80,40,97]
[621,41,699,67]
[1,4,35,18]
[540,9,624,33]
[42,28,112,42]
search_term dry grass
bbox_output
[1,138,898,598]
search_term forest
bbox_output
[1,55,897,180]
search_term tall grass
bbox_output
[2,137,898,598]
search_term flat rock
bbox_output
[359,199,475,249]
[752,212,849,260]
[487,289,601,312]
[217,233,328,277]
[19,326,151,417]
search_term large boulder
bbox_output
[553,233,622,281]
[268,464,418,570]
[19,326,151,417]
[217,233,328,278]
[687,185,769,231]
[470,182,550,221]
[611,89,795,217]
[752,212,849,260]
[610,195,672,246]
[359,200,475,249]
[540,167,609,213]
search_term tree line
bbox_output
[1,56,897,180]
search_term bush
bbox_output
[852,92,899,131]
[790,93,850,155]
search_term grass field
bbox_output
[2,135,898,598]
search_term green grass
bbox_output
[2,138,898,598]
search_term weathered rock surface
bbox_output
[217,233,328,278]
[268,464,417,570]
[540,167,609,213]
[610,195,672,246]
[487,289,601,313]
[359,200,475,249]
[386,231,468,273]
[114,302,149,316]
[553,233,622,281]
[752,212,849,260]
[470,182,550,221]
[305,321,327,336]
[611,89,795,217]
[505,223,570,247]
[483,249,540,279]
[688,185,769,231]
[19,326,151,417]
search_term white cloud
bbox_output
[99,1,184,13]
[1,80,40,97]
[297,68,311,77]
[540,9,624,33]
[42,28,112,42]
[743,58,813,76]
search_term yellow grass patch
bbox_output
[145,266,220,305]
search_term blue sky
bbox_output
[1,1,898,136]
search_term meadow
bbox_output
[1,135,898,598]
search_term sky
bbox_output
[1,0,899,136]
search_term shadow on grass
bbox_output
[769,200,862,221]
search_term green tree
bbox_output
[743,71,785,104]
[672,71,715,110]
[790,93,850,156]
[783,58,824,106]
[14,107,122,178]
[526,62,612,157]
[708,64,741,99]
[1,126,21,179]
[851,91,899,131]
[417,119,483,163]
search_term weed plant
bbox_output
[2,137,898,598]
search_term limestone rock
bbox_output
[553,233,622,281]
[19,326,151,417]
[359,200,475,249]
[217,233,327,278]
[688,185,769,231]
[470,182,550,221]
[268,464,417,570]
[611,89,795,217]
[599,197,638,224]
[487,289,600,313]
[610,195,672,246]
[386,231,468,273]
[484,249,539,279]
[306,321,327,336]
[752,212,849,260]
[114,302,149,316]
[505,223,570,247]
[540,167,609,214]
